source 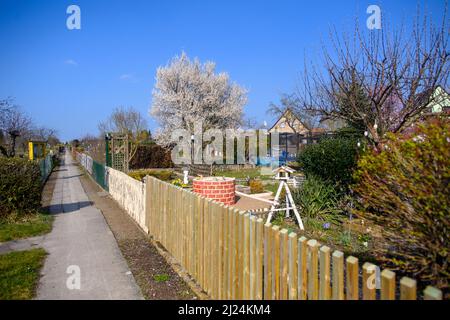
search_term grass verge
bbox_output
[0,213,54,243]
[0,248,46,300]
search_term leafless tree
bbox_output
[98,106,147,137]
[296,7,449,148]
[0,99,12,155]
[98,106,149,161]
[0,98,14,125]
[0,99,32,157]
[30,127,59,144]
[79,134,105,162]
[242,116,266,130]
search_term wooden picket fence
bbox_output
[145,176,443,300]
[74,153,443,300]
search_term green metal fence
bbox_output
[75,151,108,191]
[92,160,108,191]
[39,154,54,183]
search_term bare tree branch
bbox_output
[296,7,449,148]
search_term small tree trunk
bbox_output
[9,135,17,157]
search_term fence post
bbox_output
[182,190,188,273]
[145,177,151,234]
[319,246,331,300]
[222,205,229,300]
[332,251,344,300]
[212,203,220,299]
[346,256,359,300]
[232,209,240,299]
[210,200,216,298]
[200,197,206,289]
[193,195,200,284]
[362,262,377,300]
[249,216,257,300]
[280,229,289,300]
[288,232,298,300]
[400,277,417,300]
[197,196,204,289]
[217,204,224,299]
[154,179,159,241]
[298,236,308,300]
[381,269,396,300]
[271,225,281,299]
[191,192,196,277]
[256,218,264,300]
[152,178,157,239]
[237,211,245,299]
[245,213,252,299]
[423,286,443,300]
[263,222,273,300]
[226,207,233,299]
[204,199,211,295]
[307,239,319,300]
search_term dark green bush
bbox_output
[298,136,359,189]
[0,157,43,218]
[129,144,173,169]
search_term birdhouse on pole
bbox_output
[267,165,304,230]
[273,165,296,180]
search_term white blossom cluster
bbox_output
[150,52,247,146]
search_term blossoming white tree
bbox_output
[150,52,247,146]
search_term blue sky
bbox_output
[0,0,446,141]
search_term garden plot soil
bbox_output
[78,171,198,300]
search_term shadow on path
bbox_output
[44,201,93,214]
[62,174,83,180]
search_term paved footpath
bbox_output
[36,152,143,300]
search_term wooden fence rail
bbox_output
[142,175,442,300]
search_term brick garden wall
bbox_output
[193,177,236,205]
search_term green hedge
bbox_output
[298,137,359,189]
[0,157,43,218]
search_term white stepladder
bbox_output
[266,166,305,230]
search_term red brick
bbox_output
[193,178,235,204]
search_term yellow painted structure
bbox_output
[28,141,46,160]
